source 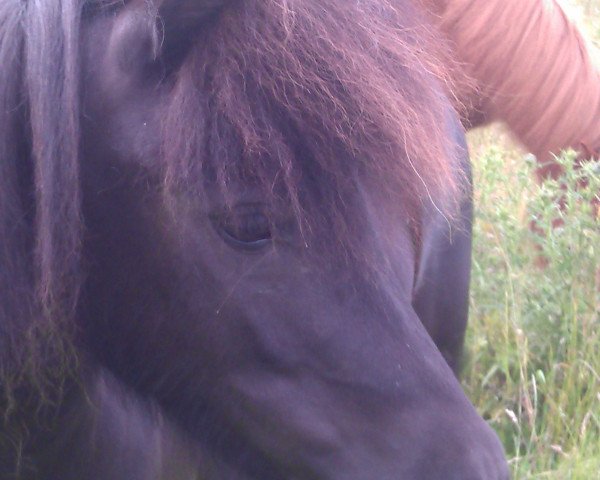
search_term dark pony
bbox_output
[1,0,454,408]
[1,0,506,478]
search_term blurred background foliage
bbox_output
[465,2,600,477]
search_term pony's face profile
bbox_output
[1,0,508,478]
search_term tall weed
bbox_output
[466,145,600,479]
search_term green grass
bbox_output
[465,3,600,477]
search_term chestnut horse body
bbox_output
[427,0,600,172]
[0,0,510,479]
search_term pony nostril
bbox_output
[442,454,509,480]
[461,445,510,480]
[444,461,508,480]
[419,425,509,480]
[498,460,511,480]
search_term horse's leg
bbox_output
[412,124,473,376]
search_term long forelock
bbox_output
[163,0,464,255]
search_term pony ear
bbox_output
[156,0,230,72]
[107,0,229,79]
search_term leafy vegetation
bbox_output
[466,4,600,476]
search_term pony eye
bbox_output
[215,207,272,250]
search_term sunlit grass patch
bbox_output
[465,139,600,479]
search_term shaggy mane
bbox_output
[1,0,82,425]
